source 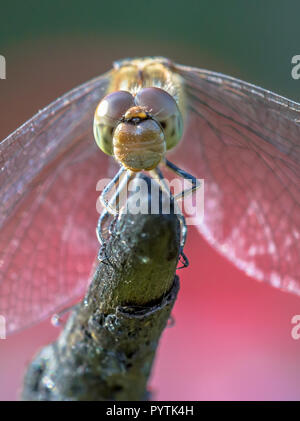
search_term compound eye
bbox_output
[94,91,134,155]
[135,87,183,150]
[135,87,177,119]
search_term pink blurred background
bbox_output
[1,39,300,401]
[1,225,300,400]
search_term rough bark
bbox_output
[22,192,180,401]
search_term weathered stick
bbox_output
[22,190,181,401]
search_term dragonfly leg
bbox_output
[97,168,135,262]
[100,167,135,215]
[164,158,201,200]
[96,209,119,264]
[100,166,127,215]
[96,209,113,245]
[151,167,189,269]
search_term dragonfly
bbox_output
[93,58,200,268]
[0,56,299,335]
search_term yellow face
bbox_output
[93,87,183,171]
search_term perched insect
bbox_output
[0,56,300,335]
[93,58,200,267]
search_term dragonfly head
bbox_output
[113,105,165,171]
[93,87,183,171]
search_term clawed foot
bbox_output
[177,250,189,269]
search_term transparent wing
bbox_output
[0,71,113,334]
[171,63,300,295]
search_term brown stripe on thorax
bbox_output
[107,58,186,121]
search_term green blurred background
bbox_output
[0,0,299,139]
[1,0,300,401]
